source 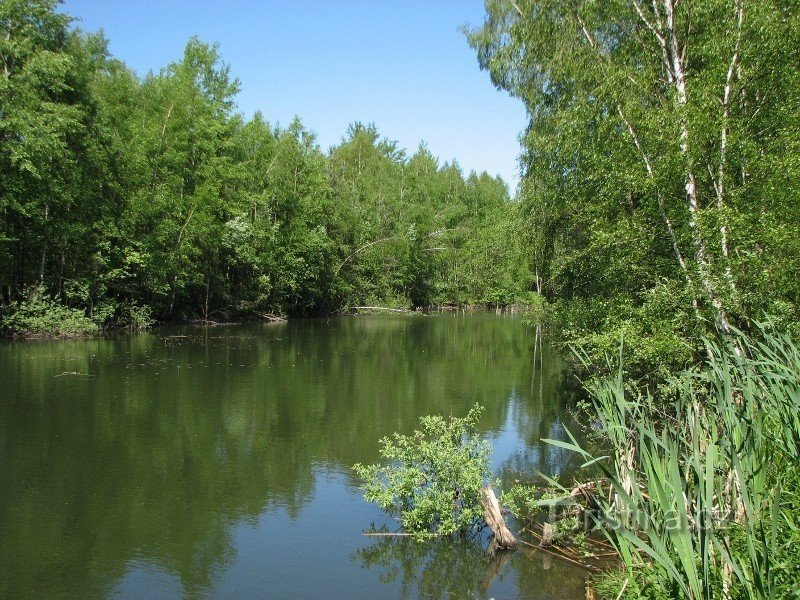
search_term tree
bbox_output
[1,0,84,299]
[124,37,241,318]
[466,0,800,365]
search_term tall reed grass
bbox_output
[549,324,800,598]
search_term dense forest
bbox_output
[0,0,532,336]
[6,0,797,371]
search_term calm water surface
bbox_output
[0,314,587,598]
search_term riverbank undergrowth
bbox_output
[538,324,800,598]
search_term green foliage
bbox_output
[115,301,155,332]
[554,290,699,386]
[0,2,530,333]
[353,404,491,536]
[500,483,540,522]
[545,325,800,599]
[467,0,800,377]
[502,482,571,523]
[1,286,98,337]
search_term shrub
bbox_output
[1,286,99,337]
[353,404,491,536]
[552,282,703,386]
[115,301,155,331]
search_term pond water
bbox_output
[0,314,589,598]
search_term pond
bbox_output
[0,313,589,598]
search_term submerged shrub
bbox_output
[353,404,491,536]
[1,286,99,337]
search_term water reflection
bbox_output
[0,314,587,598]
[355,536,512,598]
[355,535,588,599]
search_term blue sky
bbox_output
[61,1,527,191]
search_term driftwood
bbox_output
[540,522,554,547]
[257,313,287,322]
[55,371,94,378]
[479,485,517,550]
[570,479,605,505]
[349,306,415,314]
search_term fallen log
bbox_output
[257,313,287,322]
[480,485,517,550]
[349,306,414,314]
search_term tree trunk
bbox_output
[204,276,210,321]
[39,201,49,284]
[715,0,744,291]
[480,485,517,550]
[664,0,735,338]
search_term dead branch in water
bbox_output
[256,313,287,322]
[349,306,415,314]
[480,485,517,550]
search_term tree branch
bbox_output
[335,236,397,274]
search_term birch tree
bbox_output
[466,0,800,353]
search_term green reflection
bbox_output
[0,314,583,598]
[354,535,588,599]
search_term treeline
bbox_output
[467,0,800,377]
[0,1,532,334]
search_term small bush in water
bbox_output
[353,404,491,536]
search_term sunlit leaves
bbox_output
[353,405,491,536]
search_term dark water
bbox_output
[0,314,588,599]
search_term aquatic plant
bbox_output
[353,404,491,536]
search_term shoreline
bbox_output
[0,303,537,340]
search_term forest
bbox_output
[0,0,532,336]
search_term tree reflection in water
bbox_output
[355,535,588,599]
[0,314,588,598]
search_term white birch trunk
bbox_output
[715,0,744,291]
[664,0,735,336]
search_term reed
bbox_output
[547,324,800,598]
